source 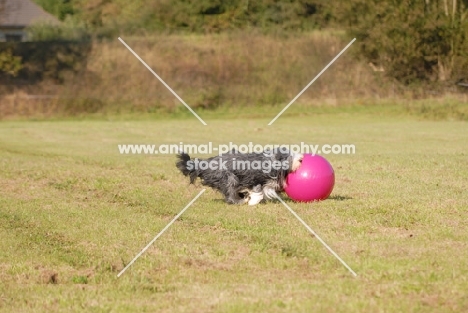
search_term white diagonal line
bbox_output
[275,195,357,277]
[117,189,206,277]
[268,38,356,125]
[118,37,207,126]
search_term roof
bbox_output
[0,0,61,28]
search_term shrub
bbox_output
[337,0,468,84]
[0,41,91,83]
[0,49,23,77]
[26,17,90,42]
[32,0,75,21]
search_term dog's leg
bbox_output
[262,185,279,200]
[226,191,248,204]
[224,172,248,204]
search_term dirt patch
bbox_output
[39,270,58,284]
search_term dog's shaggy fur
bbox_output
[176,150,303,205]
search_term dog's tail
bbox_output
[176,153,198,183]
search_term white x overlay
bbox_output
[268,38,356,125]
[275,195,357,276]
[118,37,207,126]
[117,36,358,277]
[117,189,206,277]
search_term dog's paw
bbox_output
[248,191,264,205]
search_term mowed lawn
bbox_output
[0,111,467,312]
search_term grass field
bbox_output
[1,108,467,312]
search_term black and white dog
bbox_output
[176,149,303,205]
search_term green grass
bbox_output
[0,108,467,312]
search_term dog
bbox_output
[176,149,303,205]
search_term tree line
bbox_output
[1,0,467,85]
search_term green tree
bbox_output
[33,0,75,20]
[336,0,468,84]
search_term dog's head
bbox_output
[260,149,302,191]
[263,148,303,174]
[289,153,304,172]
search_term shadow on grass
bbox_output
[328,194,353,201]
[208,194,352,205]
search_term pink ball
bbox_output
[284,154,335,202]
